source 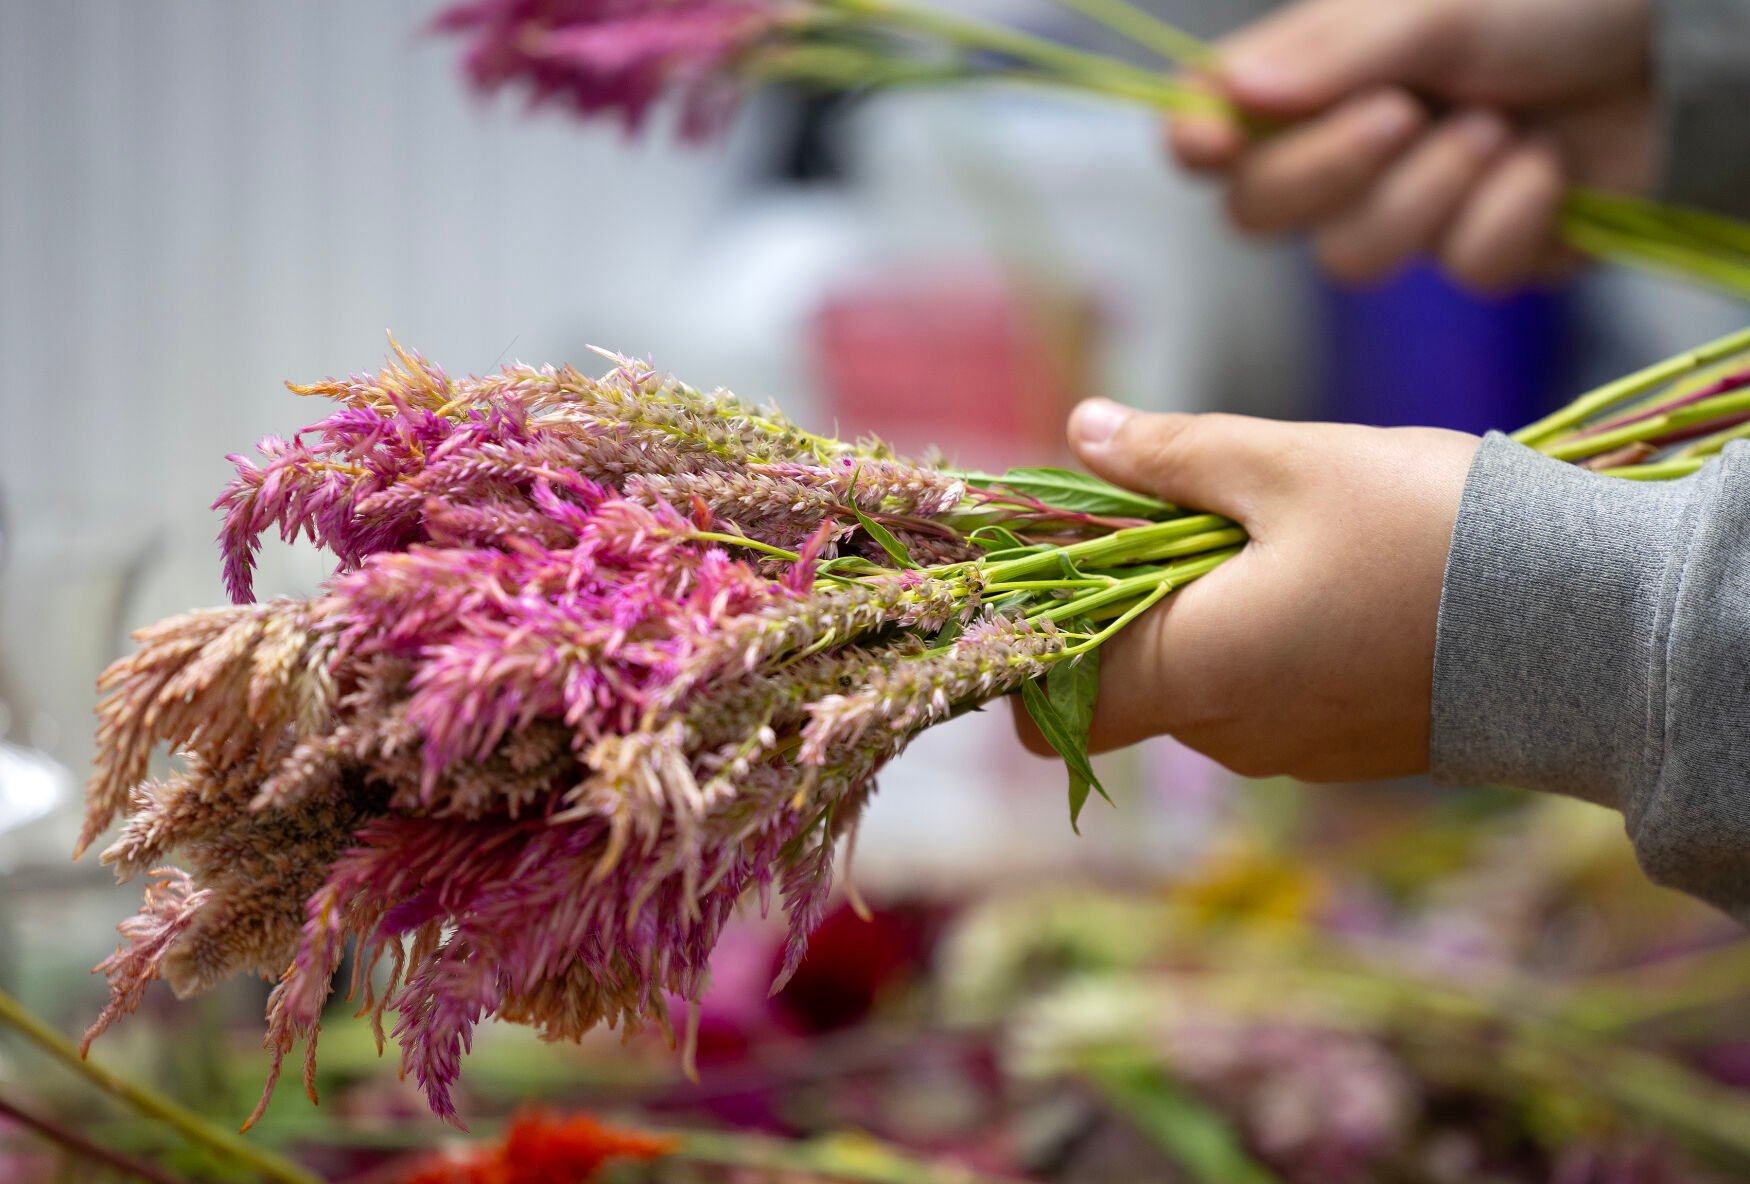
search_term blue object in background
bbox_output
[1315,260,1569,435]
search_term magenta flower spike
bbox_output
[81,332,1734,1127]
[436,0,783,139]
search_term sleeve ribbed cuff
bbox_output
[1430,433,1706,809]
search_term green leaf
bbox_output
[1085,1061,1282,1184]
[847,468,918,569]
[967,524,1030,552]
[1020,675,1108,833]
[851,503,918,569]
[932,614,964,647]
[1046,638,1107,826]
[987,466,1175,520]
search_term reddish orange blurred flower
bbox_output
[398,1110,676,1184]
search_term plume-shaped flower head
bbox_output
[436,0,784,139]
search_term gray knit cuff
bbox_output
[1654,0,1750,219]
[1431,433,1706,808]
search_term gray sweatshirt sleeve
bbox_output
[1655,0,1750,218]
[1432,433,1750,922]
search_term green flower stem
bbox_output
[748,43,985,89]
[1597,457,1708,481]
[1041,0,1214,69]
[812,0,1212,111]
[1056,577,1176,656]
[0,988,322,1184]
[1676,417,1750,457]
[1559,215,1750,304]
[1513,325,1750,448]
[1570,356,1747,438]
[688,531,803,562]
[1568,187,1750,259]
[1658,202,1750,256]
[1540,387,1750,461]
[984,515,1234,582]
[1033,546,1240,626]
[984,577,1117,592]
[983,62,1230,114]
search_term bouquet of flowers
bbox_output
[433,0,1750,298]
[77,326,1750,1128]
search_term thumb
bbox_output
[1216,0,1458,116]
[1067,400,1296,522]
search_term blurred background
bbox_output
[2,2,1748,1181]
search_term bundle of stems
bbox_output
[75,328,1749,1129]
[438,0,1750,299]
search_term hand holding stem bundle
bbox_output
[1020,402,1479,781]
[1167,0,1657,291]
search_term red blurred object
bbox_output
[811,264,1099,472]
[395,1110,675,1184]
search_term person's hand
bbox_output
[1170,0,1656,293]
[1018,400,1479,782]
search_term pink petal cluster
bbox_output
[435,0,784,139]
[213,342,969,604]
[82,345,1066,1128]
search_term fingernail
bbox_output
[1070,399,1131,449]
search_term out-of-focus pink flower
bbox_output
[1161,1017,1416,1184]
[435,0,783,139]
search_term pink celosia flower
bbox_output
[79,869,210,1056]
[213,341,967,604]
[435,0,783,140]
[81,345,1114,1128]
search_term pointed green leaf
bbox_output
[967,524,1031,552]
[1046,640,1108,816]
[851,502,918,569]
[987,466,1176,520]
[847,467,918,569]
[932,614,964,647]
[1021,676,1108,833]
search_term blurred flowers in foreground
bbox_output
[4,789,1748,1182]
[935,795,1750,1184]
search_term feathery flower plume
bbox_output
[80,329,1749,1127]
[436,0,782,140]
